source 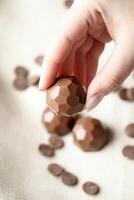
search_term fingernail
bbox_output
[85,94,104,111]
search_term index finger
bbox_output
[39,1,88,90]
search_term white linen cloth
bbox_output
[0,0,134,199]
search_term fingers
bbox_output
[39,1,89,90]
[73,50,87,85]
[58,49,75,77]
[59,35,86,76]
[86,38,134,111]
[85,40,105,88]
[89,27,111,43]
[73,36,93,85]
[39,33,73,90]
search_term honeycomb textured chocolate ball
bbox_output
[46,76,86,116]
[72,117,108,152]
[42,107,76,136]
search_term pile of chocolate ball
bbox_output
[12,56,134,196]
[39,76,111,195]
[45,76,109,152]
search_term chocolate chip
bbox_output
[14,66,29,78]
[118,88,128,100]
[122,145,134,160]
[61,172,78,186]
[49,134,64,149]
[29,75,40,86]
[13,78,28,91]
[126,88,134,101]
[118,87,134,101]
[83,182,100,195]
[35,55,44,65]
[64,0,74,8]
[125,123,134,137]
[39,144,54,157]
[48,163,64,177]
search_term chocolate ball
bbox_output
[72,117,108,152]
[46,76,86,116]
[42,107,76,136]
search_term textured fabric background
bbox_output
[0,0,134,199]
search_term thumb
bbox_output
[86,39,134,111]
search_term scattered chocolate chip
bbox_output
[29,75,40,86]
[122,145,134,160]
[64,0,74,8]
[13,78,28,91]
[126,88,134,101]
[118,88,128,100]
[61,172,78,186]
[125,123,134,138]
[39,144,54,157]
[83,182,100,195]
[49,134,64,149]
[48,163,65,177]
[35,55,44,65]
[118,87,134,101]
[14,66,29,78]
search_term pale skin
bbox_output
[39,0,134,111]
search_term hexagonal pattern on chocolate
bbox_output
[42,107,76,136]
[46,76,86,116]
[72,117,108,151]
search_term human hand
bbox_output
[39,0,134,111]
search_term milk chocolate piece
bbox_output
[35,55,44,65]
[13,66,29,90]
[72,117,108,152]
[118,88,128,100]
[39,144,54,157]
[125,123,134,138]
[118,87,134,101]
[46,76,86,116]
[13,78,28,91]
[42,107,76,136]
[49,134,64,149]
[14,66,29,78]
[122,145,134,160]
[83,182,100,195]
[126,88,134,101]
[48,163,64,177]
[29,75,40,86]
[64,0,74,8]
[61,172,78,186]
